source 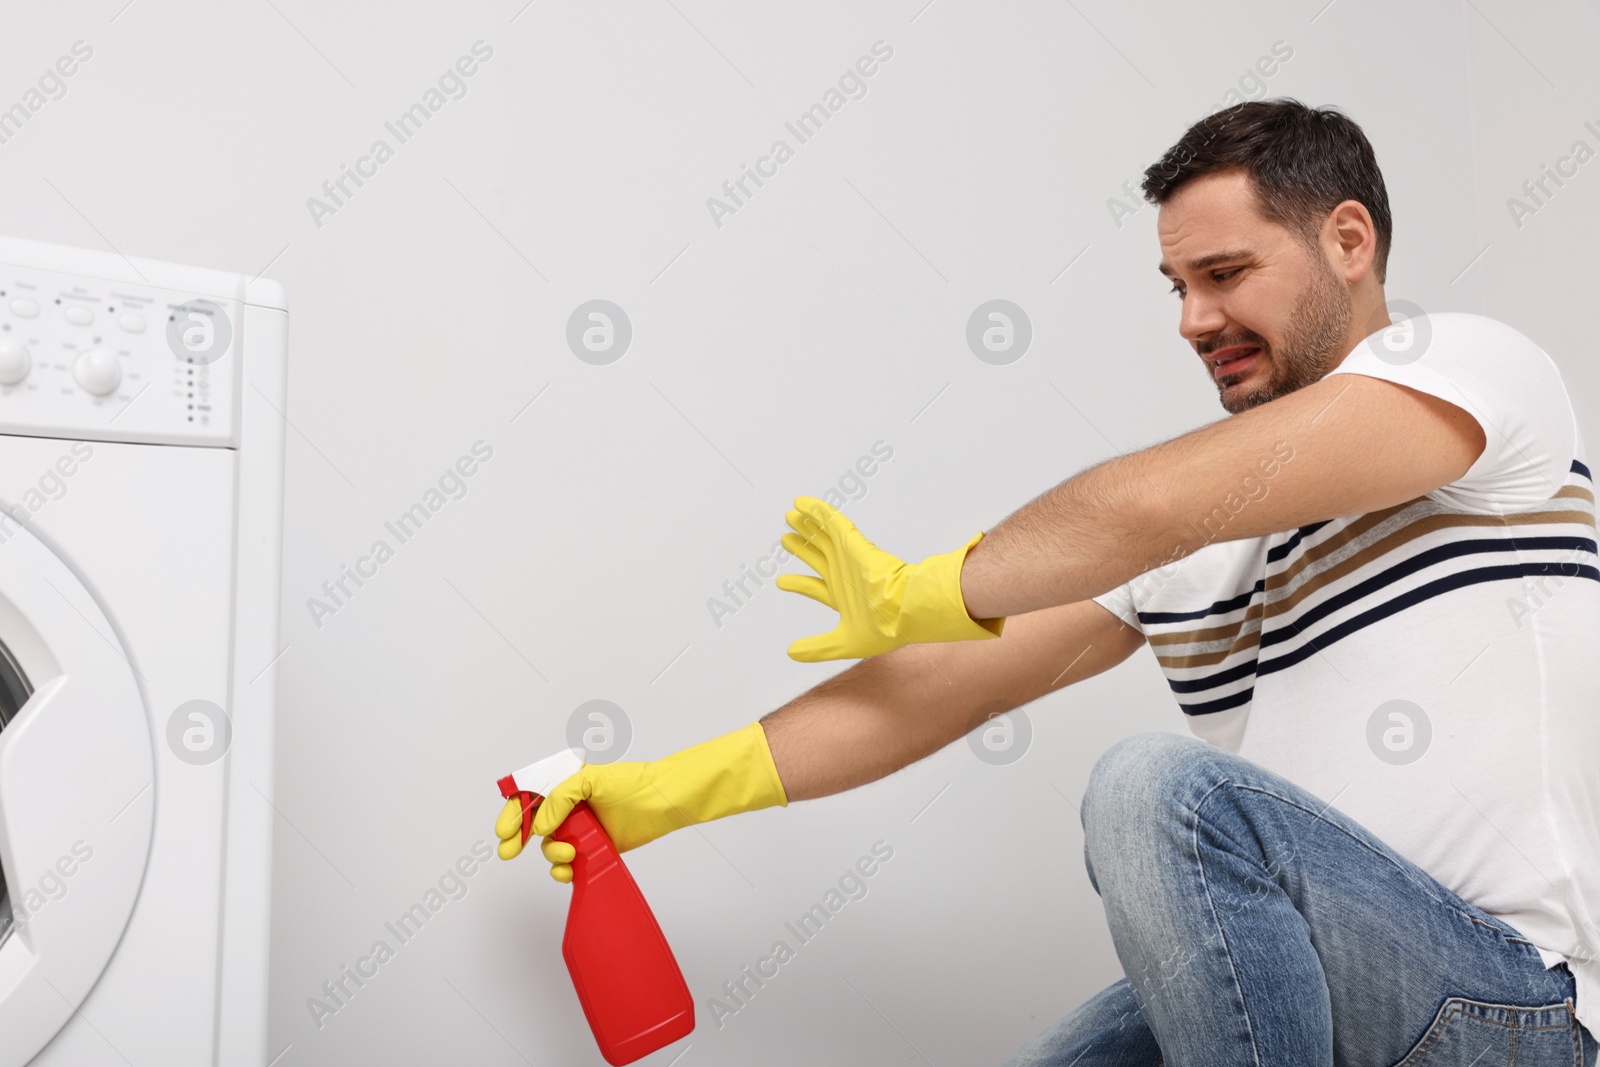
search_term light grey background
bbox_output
[2,0,1597,1064]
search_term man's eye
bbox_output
[1168,283,1185,298]
[1214,269,1240,282]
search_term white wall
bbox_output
[1,0,1595,1063]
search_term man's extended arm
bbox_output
[760,599,1142,800]
[504,600,1143,879]
[958,374,1486,619]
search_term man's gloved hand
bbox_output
[494,721,789,883]
[494,798,580,880]
[775,495,1006,662]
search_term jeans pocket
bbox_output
[1393,996,1584,1066]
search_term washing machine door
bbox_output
[0,521,153,1065]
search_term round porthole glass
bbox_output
[0,641,32,949]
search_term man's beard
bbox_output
[1213,254,1353,414]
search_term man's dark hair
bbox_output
[1141,98,1392,284]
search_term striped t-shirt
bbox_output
[1093,312,1600,1036]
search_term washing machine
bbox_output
[0,235,286,1066]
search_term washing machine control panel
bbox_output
[0,263,240,447]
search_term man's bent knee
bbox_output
[1082,731,1214,855]
[1085,732,1209,810]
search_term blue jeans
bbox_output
[1003,732,1597,1067]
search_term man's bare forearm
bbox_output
[959,455,1154,622]
[758,659,963,802]
[758,600,1145,801]
[958,373,1485,621]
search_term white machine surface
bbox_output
[0,235,286,1066]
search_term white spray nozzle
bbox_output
[506,747,586,798]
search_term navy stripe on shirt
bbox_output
[1259,561,1600,677]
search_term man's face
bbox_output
[1156,169,1353,414]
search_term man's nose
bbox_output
[1179,290,1227,344]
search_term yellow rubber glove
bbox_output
[775,495,1005,662]
[495,721,789,883]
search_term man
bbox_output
[497,100,1599,1065]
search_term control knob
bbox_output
[73,349,122,396]
[0,339,31,385]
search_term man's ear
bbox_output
[1325,199,1377,282]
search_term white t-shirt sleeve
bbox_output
[1324,312,1577,513]
[1092,582,1142,632]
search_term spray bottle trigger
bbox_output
[497,776,542,846]
[518,792,538,845]
[497,748,585,847]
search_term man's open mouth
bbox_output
[1207,346,1260,379]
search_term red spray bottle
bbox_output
[499,749,695,1066]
